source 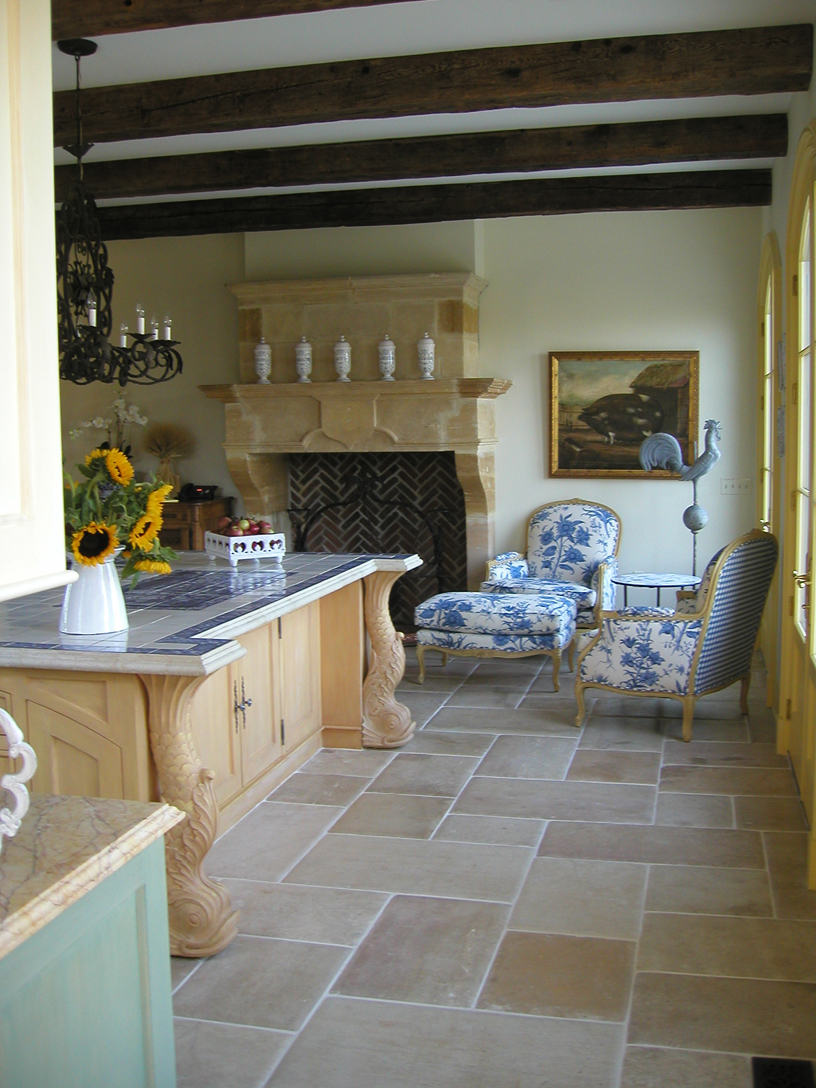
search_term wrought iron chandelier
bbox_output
[56,39,183,386]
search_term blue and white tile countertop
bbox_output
[0,552,421,677]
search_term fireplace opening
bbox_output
[287,452,467,632]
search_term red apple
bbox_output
[216,516,232,531]
[258,521,273,534]
[226,526,243,536]
[247,522,260,535]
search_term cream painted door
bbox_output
[0,0,72,602]
[781,186,816,887]
[280,603,322,751]
[233,624,282,786]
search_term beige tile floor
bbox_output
[172,651,816,1088]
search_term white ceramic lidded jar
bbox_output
[334,335,351,381]
[254,337,272,384]
[417,331,435,380]
[378,334,396,381]
[295,336,312,383]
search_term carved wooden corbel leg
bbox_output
[361,570,416,748]
[140,673,238,957]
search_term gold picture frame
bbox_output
[549,350,699,478]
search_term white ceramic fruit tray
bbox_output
[204,531,286,568]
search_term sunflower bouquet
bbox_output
[63,448,176,581]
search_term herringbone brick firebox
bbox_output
[288,452,467,632]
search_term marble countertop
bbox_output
[0,551,421,676]
[0,795,183,959]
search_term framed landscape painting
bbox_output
[549,350,699,477]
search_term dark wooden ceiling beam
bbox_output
[52,0,429,39]
[94,169,772,240]
[53,25,812,147]
[55,114,787,203]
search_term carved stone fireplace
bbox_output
[201,273,510,590]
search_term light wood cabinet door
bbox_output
[233,624,282,786]
[189,666,242,808]
[26,702,125,799]
[280,602,321,751]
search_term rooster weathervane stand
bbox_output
[639,420,722,576]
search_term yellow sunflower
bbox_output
[146,483,173,519]
[105,448,134,486]
[134,558,172,575]
[129,512,162,550]
[85,448,107,468]
[71,522,118,566]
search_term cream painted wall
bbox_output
[245,220,480,280]
[480,208,762,597]
[59,233,244,500]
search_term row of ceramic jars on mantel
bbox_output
[254,333,436,384]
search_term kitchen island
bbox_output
[0,795,183,1087]
[0,551,421,957]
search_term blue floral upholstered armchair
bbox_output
[574,530,778,742]
[482,499,622,628]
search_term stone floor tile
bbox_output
[539,822,765,868]
[663,719,751,742]
[333,895,508,1006]
[654,793,733,828]
[659,694,746,720]
[645,865,773,917]
[628,973,816,1058]
[173,935,348,1031]
[207,803,343,882]
[748,707,778,744]
[265,996,623,1088]
[471,658,545,677]
[764,833,816,920]
[567,749,661,784]
[578,717,666,752]
[222,880,388,944]
[175,1019,291,1088]
[619,1045,751,1088]
[474,734,577,780]
[455,776,656,823]
[734,796,808,831]
[478,931,635,1020]
[390,690,451,727]
[434,813,545,847]
[427,705,580,736]
[637,913,816,981]
[509,856,646,939]
[659,765,798,796]
[408,730,497,756]
[284,833,532,902]
[171,956,203,993]
[299,748,396,777]
[397,674,465,694]
[267,773,370,806]
[446,686,525,709]
[591,697,669,718]
[367,752,479,796]
[662,740,789,768]
[329,791,451,838]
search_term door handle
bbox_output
[793,570,811,588]
[240,677,252,729]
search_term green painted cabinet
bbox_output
[0,839,177,1088]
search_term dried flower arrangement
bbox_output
[143,422,195,496]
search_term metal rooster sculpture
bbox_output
[639,420,722,575]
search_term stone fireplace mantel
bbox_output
[201,378,511,587]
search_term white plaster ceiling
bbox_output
[50,0,816,202]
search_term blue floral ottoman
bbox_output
[414,592,577,690]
